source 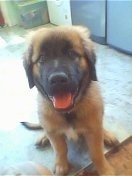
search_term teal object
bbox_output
[17,0,49,29]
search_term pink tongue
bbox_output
[52,93,73,109]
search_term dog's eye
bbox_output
[38,55,47,63]
[69,50,81,61]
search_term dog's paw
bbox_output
[101,170,115,176]
[100,167,116,176]
[35,135,50,148]
[99,161,116,176]
[104,129,119,148]
[54,160,70,176]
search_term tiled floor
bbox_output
[0,24,131,174]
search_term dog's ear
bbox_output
[74,26,97,81]
[23,45,35,89]
[84,45,97,81]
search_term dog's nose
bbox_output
[48,72,68,85]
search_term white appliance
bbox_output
[47,0,72,25]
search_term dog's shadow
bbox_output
[67,137,91,173]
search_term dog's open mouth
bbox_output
[50,92,76,111]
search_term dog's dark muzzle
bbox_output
[45,71,78,110]
[47,72,75,96]
[48,72,68,88]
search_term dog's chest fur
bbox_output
[62,112,86,141]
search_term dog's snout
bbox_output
[48,72,68,85]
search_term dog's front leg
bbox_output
[84,129,115,175]
[47,133,70,176]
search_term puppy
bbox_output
[23,26,118,175]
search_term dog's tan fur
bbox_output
[23,26,118,176]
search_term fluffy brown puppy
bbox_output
[23,26,118,176]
